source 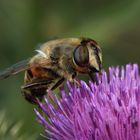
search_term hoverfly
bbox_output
[0,38,102,104]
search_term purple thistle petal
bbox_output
[35,64,140,140]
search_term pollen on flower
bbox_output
[35,64,140,140]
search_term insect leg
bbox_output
[88,71,99,84]
[46,77,65,100]
[51,77,65,90]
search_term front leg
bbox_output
[88,71,102,85]
[51,77,65,90]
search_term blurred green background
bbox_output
[0,0,140,139]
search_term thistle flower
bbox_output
[35,64,140,140]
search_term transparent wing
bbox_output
[0,58,31,80]
[0,57,56,80]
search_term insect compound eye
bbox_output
[73,45,89,67]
